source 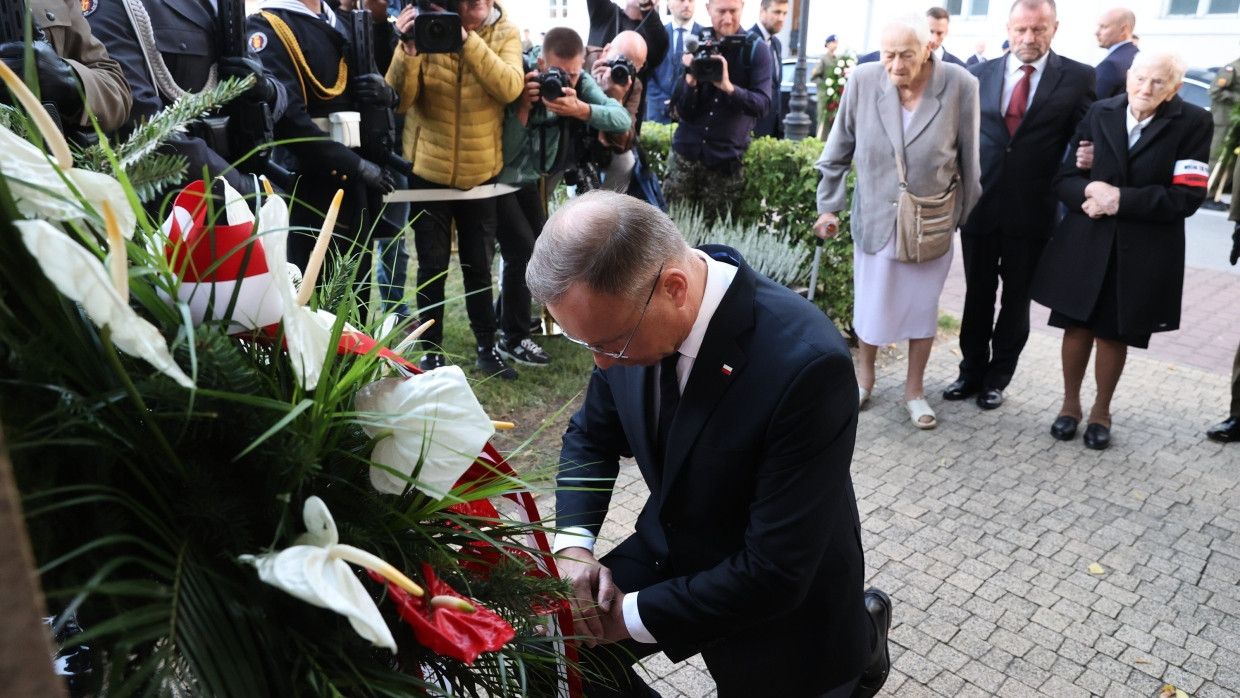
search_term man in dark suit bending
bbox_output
[527,190,891,697]
[945,0,1095,409]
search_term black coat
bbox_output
[962,51,1095,239]
[1032,94,1212,337]
[1095,42,1139,100]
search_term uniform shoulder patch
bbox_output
[249,32,268,52]
[81,0,98,17]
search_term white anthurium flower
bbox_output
[0,125,137,239]
[355,369,496,499]
[255,196,356,390]
[240,496,425,653]
[16,219,194,388]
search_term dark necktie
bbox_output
[656,352,681,459]
[1004,65,1034,136]
[771,35,782,83]
[674,27,684,58]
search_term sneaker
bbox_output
[498,336,552,366]
[476,345,519,380]
[419,352,447,372]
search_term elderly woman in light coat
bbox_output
[814,15,981,430]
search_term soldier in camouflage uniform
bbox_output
[1207,53,1240,192]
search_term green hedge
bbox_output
[639,123,855,329]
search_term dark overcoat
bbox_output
[1032,93,1212,337]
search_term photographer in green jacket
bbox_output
[493,27,630,367]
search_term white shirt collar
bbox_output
[1126,107,1155,147]
[1005,50,1049,76]
[676,250,738,364]
[1105,39,1133,57]
[933,46,944,61]
[259,0,337,26]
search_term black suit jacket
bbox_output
[1095,41,1139,100]
[1034,95,1211,336]
[556,246,871,693]
[962,52,1095,239]
[748,24,782,138]
[966,54,984,66]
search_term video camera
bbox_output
[399,0,462,54]
[600,54,636,87]
[686,30,748,83]
[537,66,570,102]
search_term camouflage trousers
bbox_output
[662,152,745,228]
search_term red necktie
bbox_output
[1004,65,1034,136]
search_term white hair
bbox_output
[882,14,932,49]
[1129,51,1187,83]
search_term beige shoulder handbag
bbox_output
[894,153,957,264]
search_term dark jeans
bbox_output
[408,180,499,348]
[494,184,546,342]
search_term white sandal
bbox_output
[906,397,937,430]
[859,387,871,409]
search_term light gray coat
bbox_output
[815,55,982,255]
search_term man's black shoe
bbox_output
[1206,416,1240,443]
[976,387,1004,410]
[942,379,980,401]
[476,345,519,380]
[419,352,446,372]
[853,588,891,698]
[1083,423,1111,450]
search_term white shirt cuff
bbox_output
[551,527,597,554]
[622,590,657,643]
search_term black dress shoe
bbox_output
[1050,415,1079,441]
[942,378,980,401]
[854,588,892,698]
[1083,423,1111,450]
[976,387,1004,410]
[1207,416,1240,443]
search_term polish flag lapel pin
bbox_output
[721,364,733,376]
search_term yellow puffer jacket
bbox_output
[385,4,524,189]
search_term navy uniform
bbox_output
[247,0,398,281]
[0,0,131,132]
[86,0,288,196]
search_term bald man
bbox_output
[1094,8,1138,99]
[588,30,649,193]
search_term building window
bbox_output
[944,0,989,16]
[1168,0,1240,13]
[549,0,567,19]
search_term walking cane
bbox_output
[807,223,836,302]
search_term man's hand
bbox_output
[557,547,615,648]
[1075,141,1094,170]
[0,42,83,116]
[395,4,419,56]
[1231,223,1239,266]
[682,52,696,87]
[543,86,591,121]
[813,212,841,239]
[1083,181,1120,217]
[591,60,620,97]
[709,55,734,93]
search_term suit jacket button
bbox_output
[45,11,55,19]
[653,561,663,571]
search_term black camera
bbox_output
[601,54,636,87]
[401,0,462,54]
[564,159,602,192]
[538,66,570,102]
[688,31,748,83]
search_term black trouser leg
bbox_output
[494,186,542,341]
[986,235,1047,390]
[958,233,999,385]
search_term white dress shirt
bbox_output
[1126,108,1154,149]
[1000,51,1050,116]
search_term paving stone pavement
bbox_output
[543,255,1240,696]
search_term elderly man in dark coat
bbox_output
[1032,51,1211,451]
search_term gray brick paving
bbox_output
[535,249,1240,695]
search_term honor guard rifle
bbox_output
[217,0,292,189]
[349,9,412,174]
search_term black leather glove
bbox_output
[218,55,277,104]
[352,73,397,107]
[1231,222,1239,266]
[0,41,83,116]
[356,159,396,194]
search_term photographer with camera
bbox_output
[87,0,291,198]
[587,0,667,128]
[586,30,647,193]
[246,0,400,288]
[491,27,631,367]
[664,0,771,226]
[384,0,525,378]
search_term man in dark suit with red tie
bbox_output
[527,190,891,697]
[945,0,1095,409]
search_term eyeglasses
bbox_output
[561,264,663,360]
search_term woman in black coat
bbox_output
[1032,51,1212,450]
